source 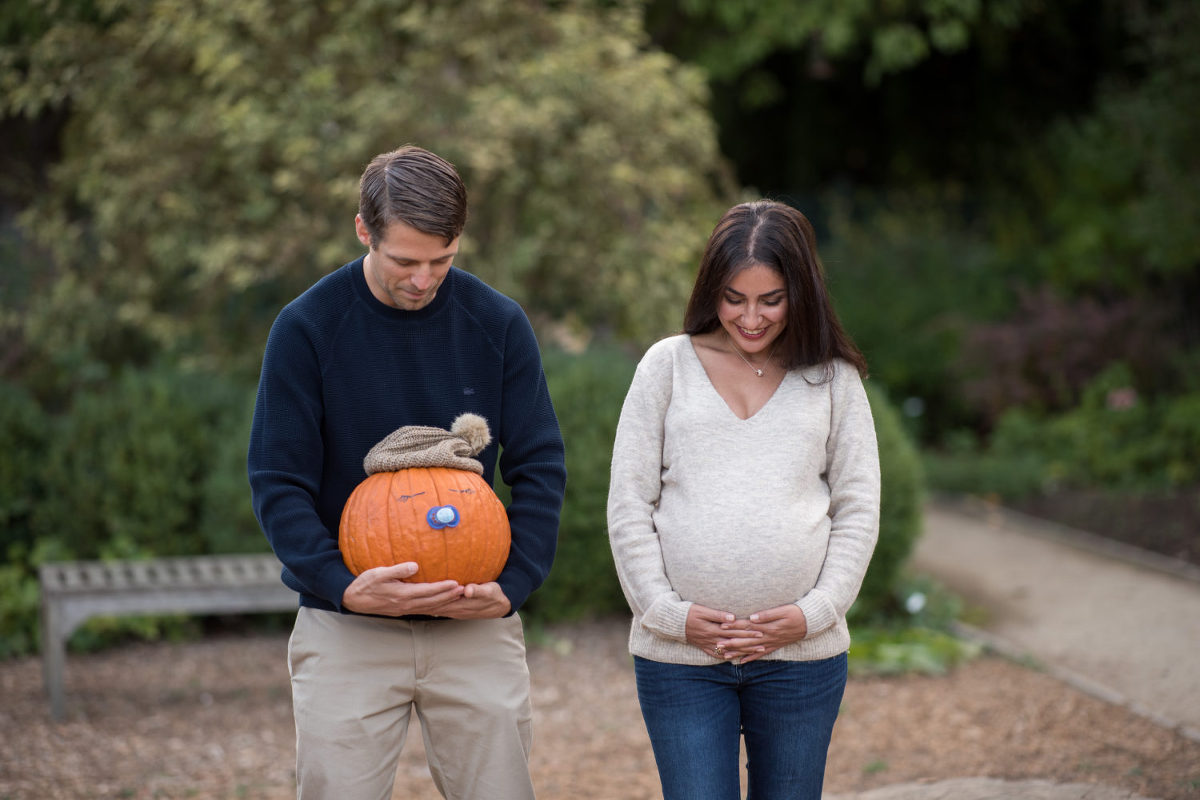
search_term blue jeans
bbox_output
[634,653,847,800]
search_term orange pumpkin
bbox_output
[339,465,511,584]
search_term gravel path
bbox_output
[914,500,1200,738]
[1,617,1197,799]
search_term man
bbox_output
[248,145,567,799]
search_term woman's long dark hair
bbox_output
[683,200,867,378]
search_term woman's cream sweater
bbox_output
[607,335,881,665]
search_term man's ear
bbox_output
[354,214,373,249]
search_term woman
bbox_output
[607,200,880,799]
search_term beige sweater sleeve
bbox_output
[794,361,882,638]
[605,340,694,643]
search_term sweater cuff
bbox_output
[646,597,693,643]
[497,572,533,616]
[315,562,357,613]
[796,591,838,639]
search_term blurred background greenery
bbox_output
[1,0,1196,663]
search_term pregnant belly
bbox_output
[659,529,826,618]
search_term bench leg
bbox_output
[41,598,67,721]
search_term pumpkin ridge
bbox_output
[460,469,487,583]
[353,476,377,574]
[394,469,432,580]
[365,473,391,572]
[338,491,359,574]
[469,472,494,581]
[383,470,403,574]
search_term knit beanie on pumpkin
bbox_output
[362,413,492,476]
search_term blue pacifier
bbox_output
[426,505,461,529]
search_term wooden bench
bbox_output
[39,553,297,720]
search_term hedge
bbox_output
[0,348,925,656]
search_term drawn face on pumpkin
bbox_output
[339,467,511,585]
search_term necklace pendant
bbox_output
[726,330,774,378]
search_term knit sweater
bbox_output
[606,335,880,664]
[247,258,566,615]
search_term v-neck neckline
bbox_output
[685,335,787,422]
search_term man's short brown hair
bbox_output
[358,146,468,247]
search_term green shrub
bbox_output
[196,388,267,554]
[0,365,264,659]
[0,382,50,657]
[957,289,1172,426]
[933,363,1200,499]
[0,545,41,659]
[1043,365,1200,489]
[851,382,926,621]
[922,428,1048,501]
[30,365,257,559]
[522,346,637,623]
[0,380,47,548]
[1161,394,1200,486]
[848,625,981,676]
[823,193,1018,444]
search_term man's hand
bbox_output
[437,581,512,619]
[341,562,464,616]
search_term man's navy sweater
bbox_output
[247,258,566,614]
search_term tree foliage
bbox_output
[646,0,1135,200]
[1,0,734,382]
[646,0,1032,88]
[1021,1,1200,291]
[807,1,1200,447]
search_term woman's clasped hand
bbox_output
[687,603,809,663]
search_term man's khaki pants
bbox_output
[288,607,535,800]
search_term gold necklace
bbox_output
[726,331,774,377]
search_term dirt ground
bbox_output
[2,617,1198,800]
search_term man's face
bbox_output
[357,215,459,311]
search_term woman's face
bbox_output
[717,263,788,355]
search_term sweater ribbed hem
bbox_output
[627,619,851,665]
